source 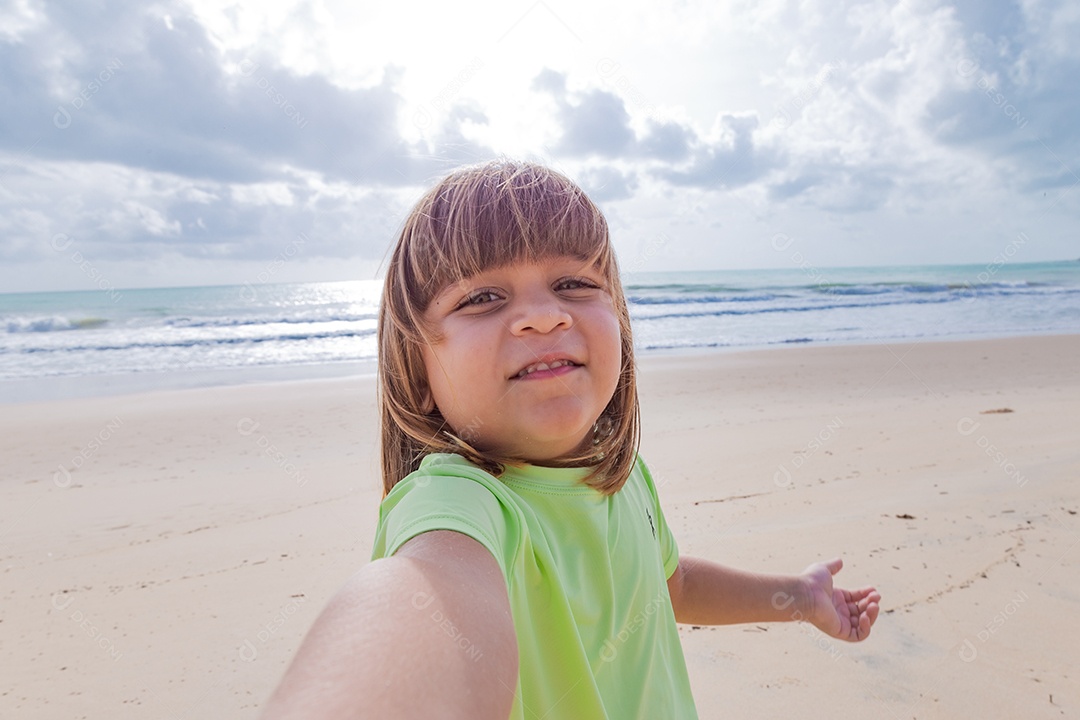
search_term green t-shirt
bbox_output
[371,453,699,719]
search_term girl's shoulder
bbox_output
[374,453,525,576]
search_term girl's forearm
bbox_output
[669,554,808,626]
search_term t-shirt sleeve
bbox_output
[638,456,680,579]
[371,472,520,581]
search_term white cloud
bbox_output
[0,0,47,42]
[230,182,296,206]
[0,0,1077,293]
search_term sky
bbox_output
[0,0,1077,293]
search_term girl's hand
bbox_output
[798,558,881,642]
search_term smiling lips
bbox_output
[513,358,581,379]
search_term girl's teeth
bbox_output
[518,360,572,377]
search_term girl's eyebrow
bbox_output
[436,260,600,299]
[430,276,482,309]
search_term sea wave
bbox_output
[5,316,109,333]
[633,294,957,321]
[628,282,1080,307]
[628,293,781,305]
[6,326,377,355]
[164,312,377,329]
[2,267,1076,393]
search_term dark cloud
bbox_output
[211,189,404,262]
[768,173,823,201]
[0,0,502,268]
[531,69,781,194]
[950,1,1027,48]
[532,68,567,95]
[0,2,475,186]
[636,120,693,162]
[762,157,892,211]
[656,115,779,189]
[1,160,407,265]
[534,70,635,157]
[923,5,1080,191]
[576,166,638,202]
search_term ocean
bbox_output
[2,260,1078,403]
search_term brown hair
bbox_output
[377,159,640,496]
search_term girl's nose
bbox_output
[509,294,572,335]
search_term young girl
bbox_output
[261,160,881,719]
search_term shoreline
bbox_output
[4,330,1078,406]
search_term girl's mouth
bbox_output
[514,359,581,379]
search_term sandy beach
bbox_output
[2,334,1078,718]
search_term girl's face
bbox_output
[421,255,622,464]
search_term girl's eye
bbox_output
[556,276,600,292]
[456,290,502,309]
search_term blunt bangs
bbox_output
[400,160,614,314]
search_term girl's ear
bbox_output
[420,387,436,414]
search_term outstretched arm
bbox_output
[261,530,518,719]
[666,555,880,642]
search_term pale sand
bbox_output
[2,335,1078,718]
